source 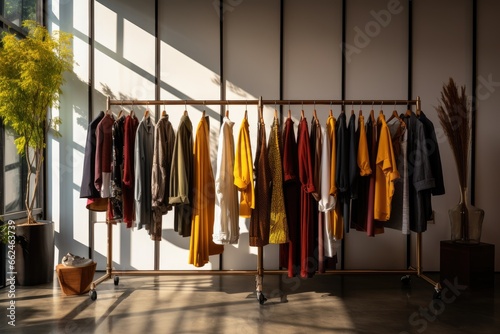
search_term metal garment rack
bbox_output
[89,96,442,303]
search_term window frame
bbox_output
[0,0,45,221]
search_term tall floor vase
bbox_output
[449,187,484,244]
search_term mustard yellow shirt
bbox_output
[233,117,255,217]
[374,114,400,221]
[357,115,372,176]
[327,115,343,240]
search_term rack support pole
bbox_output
[414,232,442,292]
[416,232,422,275]
[255,96,267,304]
[106,218,112,276]
[256,246,264,301]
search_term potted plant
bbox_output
[435,78,485,244]
[0,21,73,285]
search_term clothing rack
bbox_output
[89,96,442,303]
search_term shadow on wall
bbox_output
[50,0,276,271]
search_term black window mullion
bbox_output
[0,118,5,290]
[0,121,4,215]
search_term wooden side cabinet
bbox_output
[440,240,495,288]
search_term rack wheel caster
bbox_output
[257,292,267,305]
[114,276,119,286]
[432,287,442,300]
[89,289,97,301]
[400,275,411,286]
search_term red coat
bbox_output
[122,114,139,227]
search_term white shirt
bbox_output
[213,117,240,244]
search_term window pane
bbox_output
[3,126,38,214]
[4,128,23,213]
[4,127,19,166]
[4,168,22,213]
[2,0,37,27]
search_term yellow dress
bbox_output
[233,117,255,217]
[326,115,344,240]
[268,118,288,244]
[189,116,224,267]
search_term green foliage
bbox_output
[0,219,8,244]
[0,20,73,154]
[0,20,73,223]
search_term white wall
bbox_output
[223,0,281,270]
[343,0,409,269]
[47,0,91,268]
[159,0,221,270]
[476,0,500,265]
[48,0,500,272]
[413,0,473,271]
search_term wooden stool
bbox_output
[56,262,96,295]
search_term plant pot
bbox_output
[15,220,55,286]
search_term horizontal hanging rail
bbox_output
[107,97,420,107]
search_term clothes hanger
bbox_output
[387,102,398,122]
[144,103,150,119]
[244,100,248,120]
[387,105,406,128]
[117,101,124,119]
[300,101,305,120]
[358,102,363,117]
[287,101,291,119]
[313,101,318,124]
[161,104,167,117]
[329,102,333,117]
[387,109,400,123]
[183,100,188,116]
[130,102,135,118]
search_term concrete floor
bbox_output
[0,272,498,333]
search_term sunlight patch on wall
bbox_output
[94,49,155,102]
[72,37,89,83]
[95,2,117,53]
[72,189,88,245]
[161,42,220,101]
[72,0,89,36]
[48,138,61,229]
[123,19,155,76]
